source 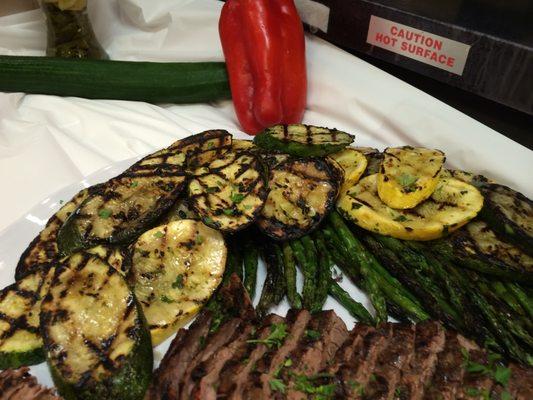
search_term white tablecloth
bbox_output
[0,0,531,234]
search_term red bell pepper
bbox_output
[219,0,307,135]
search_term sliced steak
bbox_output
[457,350,494,399]
[363,323,416,400]
[244,309,312,399]
[180,317,244,399]
[326,324,374,376]
[424,331,466,400]
[147,311,213,400]
[337,324,393,399]
[0,367,60,400]
[284,310,349,400]
[190,323,256,400]
[397,321,446,400]
[218,314,285,400]
[490,363,533,400]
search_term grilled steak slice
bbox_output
[363,323,416,400]
[337,324,393,399]
[457,350,493,399]
[147,311,213,400]
[218,314,285,399]
[180,317,244,398]
[284,310,349,400]
[190,323,256,400]
[424,331,466,400]
[0,368,61,400]
[244,309,312,399]
[326,324,374,376]
[397,321,446,400]
[507,364,533,400]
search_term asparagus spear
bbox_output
[329,281,375,324]
[371,234,462,327]
[257,240,286,318]
[313,230,375,324]
[291,238,317,310]
[327,212,429,321]
[312,233,333,312]
[506,283,533,320]
[282,242,302,309]
[243,237,259,298]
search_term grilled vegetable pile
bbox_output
[1,123,532,398]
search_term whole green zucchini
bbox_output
[0,55,230,104]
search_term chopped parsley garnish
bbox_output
[98,209,112,219]
[247,323,287,349]
[269,378,286,393]
[230,192,246,204]
[154,231,164,238]
[195,235,204,244]
[160,295,175,303]
[461,349,512,399]
[172,274,185,289]
[504,224,515,236]
[130,181,138,188]
[397,173,418,192]
[203,217,214,226]
[305,329,321,340]
[223,208,235,216]
[59,199,64,204]
[393,214,408,222]
[293,373,336,399]
[206,187,218,194]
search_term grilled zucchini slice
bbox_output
[85,245,129,275]
[338,174,483,241]
[138,129,232,171]
[328,148,368,195]
[442,169,493,187]
[0,266,53,369]
[479,183,533,256]
[129,220,226,345]
[58,170,186,255]
[377,146,445,209]
[432,221,533,282]
[254,124,354,157]
[15,187,91,280]
[40,253,152,400]
[257,158,339,240]
[162,198,199,223]
[232,139,256,152]
[358,147,383,178]
[188,151,267,232]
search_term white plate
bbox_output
[0,157,370,388]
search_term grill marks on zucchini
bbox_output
[479,183,533,256]
[129,220,226,345]
[258,159,339,240]
[58,173,186,254]
[16,188,91,279]
[254,124,354,157]
[188,152,267,232]
[377,146,445,209]
[40,253,152,400]
[337,174,483,241]
[0,266,53,369]
[456,221,533,276]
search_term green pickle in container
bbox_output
[41,0,108,59]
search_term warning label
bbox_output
[366,15,471,75]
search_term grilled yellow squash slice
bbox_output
[129,220,226,345]
[338,174,483,240]
[377,146,445,209]
[328,148,368,195]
